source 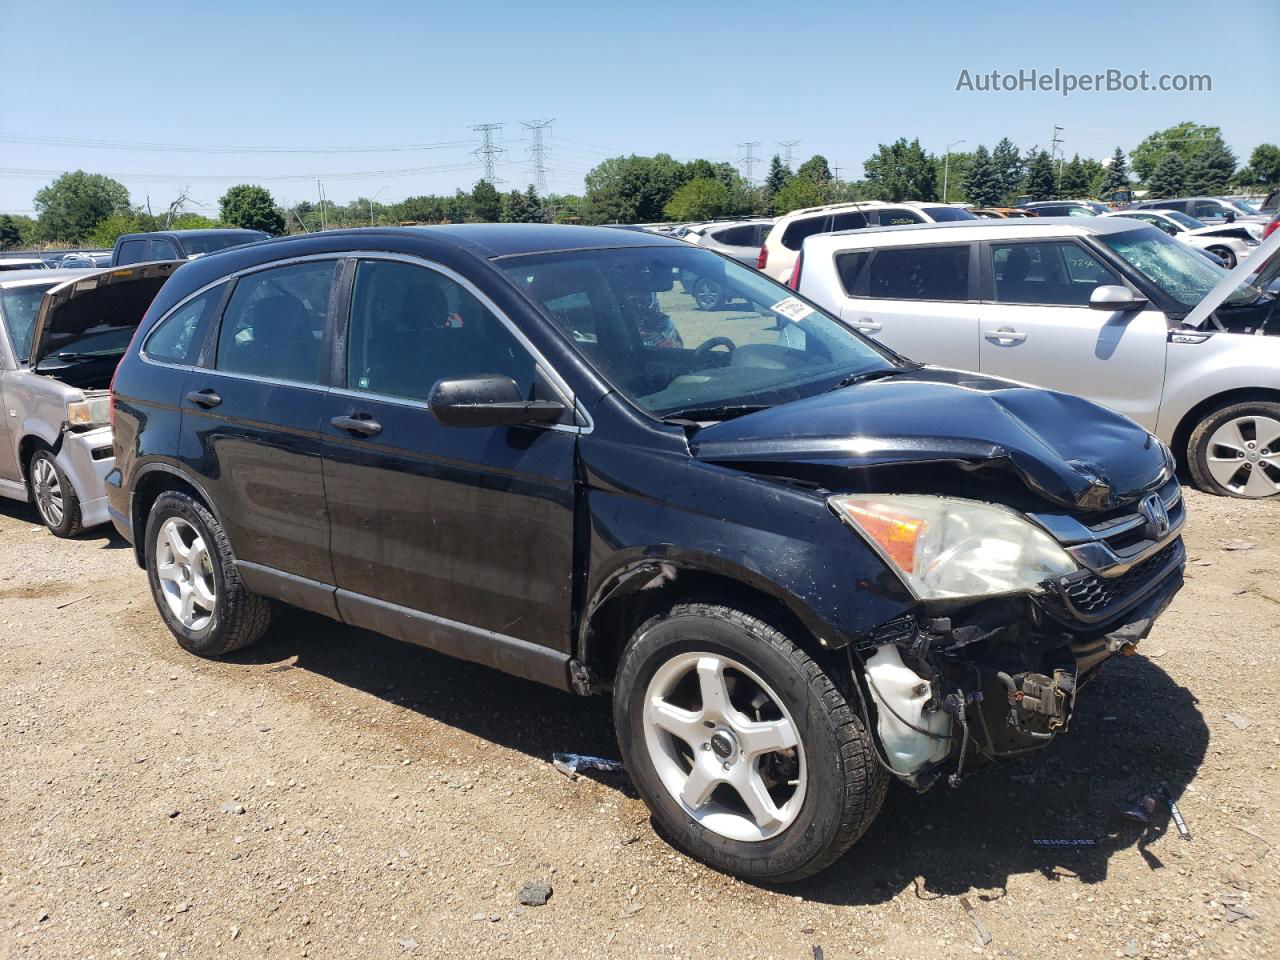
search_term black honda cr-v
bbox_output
[108,224,1185,881]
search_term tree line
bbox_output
[4,121,1277,251]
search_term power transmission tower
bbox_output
[521,119,553,194]
[777,140,800,168]
[471,123,505,184]
[738,141,761,186]
[1050,125,1064,187]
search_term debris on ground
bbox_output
[518,883,553,907]
[1220,893,1257,923]
[1225,712,1251,730]
[1161,785,1192,840]
[1220,540,1256,551]
[959,896,992,946]
[812,946,825,960]
[219,802,246,815]
[1121,795,1158,824]
[552,752,625,779]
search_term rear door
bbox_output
[836,243,980,369]
[977,238,1168,428]
[319,255,578,653]
[177,256,340,586]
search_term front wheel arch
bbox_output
[1171,388,1280,477]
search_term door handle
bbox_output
[185,388,221,409]
[330,414,382,437]
[984,328,1026,344]
[851,319,883,333]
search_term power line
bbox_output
[521,119,553,194]
[471,123,505,184]
[737,141,761,186]
[0,132,477,155]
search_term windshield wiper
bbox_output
[660,404,772,424]
[832,361,924,390]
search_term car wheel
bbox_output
[692,276,726,311]
[28,448,82,538]
[145,490,274,656]
[1207,246,1237,269]
[1187,401,1280,498]
[614,602,887,882]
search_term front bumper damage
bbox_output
[854,528,1185,793]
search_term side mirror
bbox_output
[1089,284,1148,312]
[428,374,567,428]
[1224,210,1237,223]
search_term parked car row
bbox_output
[1,222,1194,882]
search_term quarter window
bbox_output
[115,240,147,265]
[834,251,871,295]
[345,259,535,403]
[990,242,1121,306]
[144,286,223,364]
[147,238,180,261]
[864,245,970,301]
[215,260,335,383]
[780,215,829,250]
[872,209,924,226]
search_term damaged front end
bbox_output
[840,473,1186,792]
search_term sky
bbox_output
[1,0,1277,215]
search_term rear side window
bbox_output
[830,211,868,231]
[990,241,1121,306]
[144,285,224,364]
[712,225,755,246]
[780,215,828,250]
[1192,200,1226,219]
[215,260,335,383]
[865,245,970,300]
[147,238,180,261]
[873,209,924,226]
[346,259,535,403]
[115,240,147,265]
[920,206,976,222]
[835,251,871,295]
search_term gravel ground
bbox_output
[0,489,1276,960]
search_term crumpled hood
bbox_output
[690,367,1169,510]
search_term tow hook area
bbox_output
[996,669,1076,740]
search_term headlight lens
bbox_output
[66,398,110,428]
[829,494,1077,600]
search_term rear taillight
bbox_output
[788,252,804,290]
[1265,217,1279,239]
[756,245,768,270]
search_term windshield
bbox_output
[502,246,897,419]
[0,283,55,362]
[1162,210,1205,229]
[1228,199,1260,216]
[181,232,268,256]
[1097,226,1226,311]
[921,206,977,222]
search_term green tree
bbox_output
[796,155,833,186]
[500,188,531,223]
[0,215,20,250]
[1131,123,1222,183]
[664,177,730,221]
[1235,143,1280,187]
[1023,150,1057,201]
[470,180,502,222]
[1058,154,1091,197]
[991,137,1023,202]
[399,195,447,223]
[1183,140,1236,195]
[170,213,220,230]
[1101,147,1130,196]
[1147,151,1188,198]
[87,212,149,247]
[523,185,546,223]
[863,139,938,201]
[961,145,1001,207]
[770,177,825,214]
[34,170,131,243]
[764,155,790,200]
[446,190,472,224]
[219,184,285,234]
[583,154,686,223]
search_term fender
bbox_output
[1155,343,1280,445]
[125,459,229,566]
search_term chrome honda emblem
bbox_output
[1139,493,1170,540]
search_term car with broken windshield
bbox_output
[108,225,1185,881]
[0,263,176,535]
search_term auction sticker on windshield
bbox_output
[770,296,815,321]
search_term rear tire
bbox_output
[1206,246,1237,269]
[692,276,726,311]
[145,491,273,656]
[613,602,886,882]
[1187,400,1280,498]
[28,448,83,538]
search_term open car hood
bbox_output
[690,367,1170,511]
[28,260,180,367]
[1182,229,1280,330]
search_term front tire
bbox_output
[614,602,886,882]
[1206,246,1237,269]
[28,448,82,538]
[692,276,726,311]
[145,491,273,656]
[1187,401,1280,498]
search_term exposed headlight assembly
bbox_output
[66,397,110,428]
[829,494,1077,601]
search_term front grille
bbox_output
[1054,539,1183,622]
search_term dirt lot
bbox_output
[1,489,1276,960]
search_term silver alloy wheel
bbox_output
[642,651,806,843]
[31,456,64,527]
[1206,414,1280,498]
[155,517,217,630]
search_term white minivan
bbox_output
[795,218,1280,498]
